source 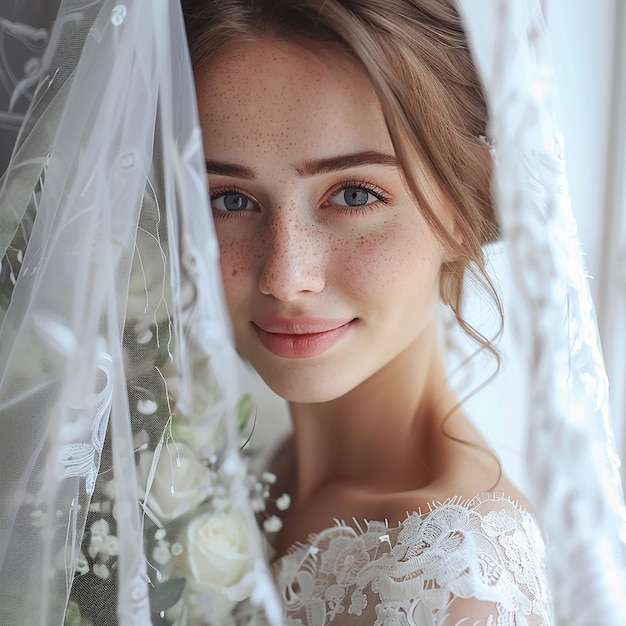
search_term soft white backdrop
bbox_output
[546,0,625,485]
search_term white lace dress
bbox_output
[248,495,553,626]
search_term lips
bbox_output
[252,316,355,358]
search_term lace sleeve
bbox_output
[264,495,553,626]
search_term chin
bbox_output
[254,365,355,405]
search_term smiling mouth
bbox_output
[252,319,355,358]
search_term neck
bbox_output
[288,321,455,506]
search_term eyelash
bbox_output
[325,179,392,214]
[209,179,392,218]
[209,185,259,220]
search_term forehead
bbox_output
[194,39,394,162]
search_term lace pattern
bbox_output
[248,495,553,626]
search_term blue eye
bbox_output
[328,184,388,209]
[339,188,371,206]
[211,191,257,212]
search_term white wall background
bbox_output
[547,0,616,287]
[546,0,626,482]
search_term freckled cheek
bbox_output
[338,235,404,286]
[338,233,441,299]
[215,235,262,302]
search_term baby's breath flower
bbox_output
[261,472,277,484]
[137,399,158,415]
[90,518,110,538]
[75,551,89,575]
[276,493,291,511]
[103,534,119,557]
[88,534,105,559]
[70,390,284,621]
[263,515,283,533]
[93,563,110,579]
[153,543,172,565]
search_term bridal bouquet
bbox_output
[58,261,289,625]
[64,351,288,625]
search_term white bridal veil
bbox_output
[0,0,624,625]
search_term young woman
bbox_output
[183,1,553,624]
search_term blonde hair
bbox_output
[183,0,502,356]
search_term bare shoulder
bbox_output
[385,431,536,526]
[431,409,536,515]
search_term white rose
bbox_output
[170,420,223,459]
[174,509,254,623]
[185,509,251,587]
[166,359,227,425]
[136,443,212,524]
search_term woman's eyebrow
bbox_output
[205,151,399,180]
[295,151,400,177]
[205,160,256,179]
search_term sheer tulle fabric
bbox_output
[0,1,279,624]
[0,1,624,625]
[459,2,626,623]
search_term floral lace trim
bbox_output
[268,494,553,626]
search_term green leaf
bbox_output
[63,600,83,626]
[149,578,186,613]
[237,393,253,430]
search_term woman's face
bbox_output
[195,40,446,403]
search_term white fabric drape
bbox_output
[459,2,626,623]
[0,1,279,624]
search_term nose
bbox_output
[257,212,326,301]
